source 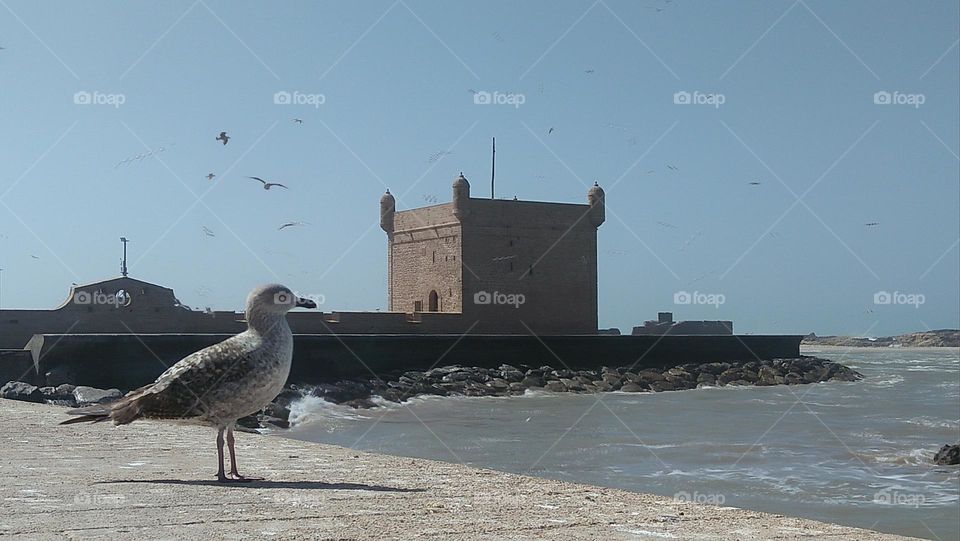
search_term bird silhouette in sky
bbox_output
[215,132,230,145]
[205,173,215,181]
[291,118,303,125]
[278,221,309,231]
[248,177,288,190]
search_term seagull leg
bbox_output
[225,425,258,482]
[216,426,228,482]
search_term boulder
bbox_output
[521,376,545,388]
[933,444,959,466]
[0,381,44,403]
[544,381,567,393]
[717,369,742,385]
[73,386,122,405]
[757,366,780,386]
[559,378,584,391]
[619,383,646,392]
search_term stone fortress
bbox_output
[380,173,605,334]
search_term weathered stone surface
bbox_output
[1,400,914,541]
[544,381,567,393]
[620,383,646,392]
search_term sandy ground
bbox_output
[0,399,918,541]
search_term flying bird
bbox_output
[248,177,288,190]
[202,226,215,237]
[215,132,230,145]
[291,118,303,125]
[749,181,761,185]
[205,173,215,181]
[584,69,595,74]
[278,221,309,231]
[667,164,679,171]
[30,255,39,259]
[865,222,879,227]
[61,285,318,482]
[547,127,555,134]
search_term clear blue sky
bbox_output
[0,1,957,336]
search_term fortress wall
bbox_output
[389,220,463,313]
[461,200,598,334]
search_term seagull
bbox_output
[30,255,39,259]
[547,127,555,134]
[277,221,309,231]
[215,132,230,146]
[749,181,761,185]
[62,284,318,482]
[865,222,879,227]
[205,173,216,181]
[667,164,679,171]
[202,226,215,237]
[291,118,303,125]
[584,69,595,74]
[248,177,288,190]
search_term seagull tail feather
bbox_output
[60,395,144,426]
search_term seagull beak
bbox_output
[295,297,317,309]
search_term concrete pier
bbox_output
[0,400,914,540]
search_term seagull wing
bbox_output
[248,176,266,185]
[268,183,288,190]
[66,334,262,424]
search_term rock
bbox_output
[263,402,291,421]
[559,378,584,391]
[696,373,717,386]
[601,373,622,386]
[443,371,472,382]
[0,382,44,403]
[619,383,646,392]
[700,362,731,375]
[933,444,960,466]
[593,380,614,392]
[636,370,665,385]
[521,376,545,388]
[717,369,742,385]
[784,372,803,385]
[508,382,526,393]
[649,380,678,392]
[544,381,567,393]
[73,386,122,405]
[236,415,261,429]
[341,398,379,409]
[757,366,780,386]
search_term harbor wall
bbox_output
[21,333,803,390]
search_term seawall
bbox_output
[23,333,802,389]
[0,399,916,541]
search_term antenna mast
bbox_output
[490,137,496,199]
[120,237,129,277]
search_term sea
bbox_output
[284,346,960,540]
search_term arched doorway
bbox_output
[428,290,439,312]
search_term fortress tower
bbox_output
[380,174,604,334]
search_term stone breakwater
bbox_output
[300,356,861,407]
[0,356,862,431]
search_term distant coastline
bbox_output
[803,329,959,348]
